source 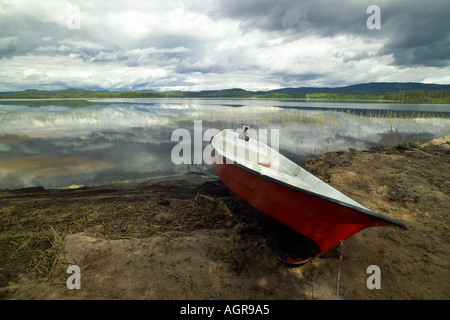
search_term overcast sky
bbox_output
[1,0,449,92]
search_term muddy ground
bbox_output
[0,137,449,300]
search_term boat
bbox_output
[211,127,407,264]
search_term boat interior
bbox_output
[212,129,369,211]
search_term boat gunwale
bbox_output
[211,130,407,230]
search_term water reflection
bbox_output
[0,99,448,189]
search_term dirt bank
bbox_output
[0,137,449,300]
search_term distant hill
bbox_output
[161,82,450,102]
[268,82,450,95]
[0,88,167,99]
[1,82,449,103]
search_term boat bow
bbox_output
[211,128,406,264]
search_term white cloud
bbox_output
[0,0,449,91]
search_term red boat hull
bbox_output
[212,151,401,264]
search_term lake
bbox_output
[0,98,449,189]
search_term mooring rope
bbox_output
[336,241,345,300]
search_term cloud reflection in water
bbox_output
[0,100,448,189]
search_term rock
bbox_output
[158,199,170,206]
[376,185,387,194]
[92,224,105,234]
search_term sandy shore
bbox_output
[0,137,449,300]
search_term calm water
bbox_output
[0,98,449,189]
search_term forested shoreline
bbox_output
[1,87,449,103]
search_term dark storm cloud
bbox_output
[0,6,92,57]
[211,0,374,35]
[0,0,449,91]
[212,0,450,67]
[377,1,450,67]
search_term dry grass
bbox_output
[0,224,75,287]
[0,182,248,295]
